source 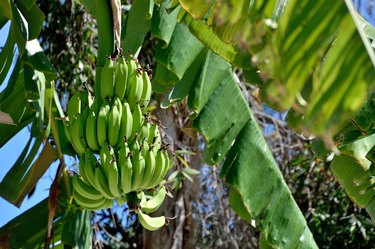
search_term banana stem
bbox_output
[93,0,115,96]
[110,0,122,53]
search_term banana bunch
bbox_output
[66,54,172,230]
[100,56,152,110]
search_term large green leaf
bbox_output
[153,20,318,244]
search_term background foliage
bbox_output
[0,0,375,248]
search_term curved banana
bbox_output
[126,72,143,110]
[100,58,115,100]
[107,158,122,198]
[137,209,166,231]
[118,102,133,144]
[108,104,121,147]
[69,114,87,155]
[73,188,108,211]
[67,92,82,125]
[147,150,165,189]
[140,71,152,109]
[78,155,90,185]
[86,110,100,151]
[141,149,156,189]
[159,149,170,182]
[94,166,116,199]
[139,120,151,141]
[131,141,145,191]
[114,57,128,101]
[118,143,133,194]
[99,142,115,176]
[83,148,101,189]
[130,104,143,141]
[97,105,108,147]
[72,174,103,200]
[127,58,138,84]
[140,186,167,214]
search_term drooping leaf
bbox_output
[151,1,180,48]
[121,0,153,55]
[154,23,204,86]
[155,42,318,246]
[221,120,317,248]
[0,60,36,148]
[0,138,57,206]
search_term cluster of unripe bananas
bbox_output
[64,55,170,230]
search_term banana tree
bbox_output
[0,0,374,248]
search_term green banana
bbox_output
[83,148,101,190]
[69,114,87,155]
[159,149,170,183]
[139,121,151,141]
[114,97,123,116]
[147,150,165,189]
[72,174,103,200]
[118,143,133,194]
[97,105,108,147]
[114,57,128,101]
[108,104,121,147]
[127,57,138,84]
[99,142,115,176]
[94,166,116,199]
[131,141,145,191]
[140,186,167,214]
[107,157,122,197]
[100,58,115,100]
[73,188,108,211]
[141,148,156,189]
[140,71,152,109]
[116,195,127,206]
[137,209,166,231]
[78,155,90,185]
[67,92,82,124]
[118,102,133,144]
[126,72,143,110]
[149,124,162,153]
[86,110,100,151]
[130,104,143,141]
